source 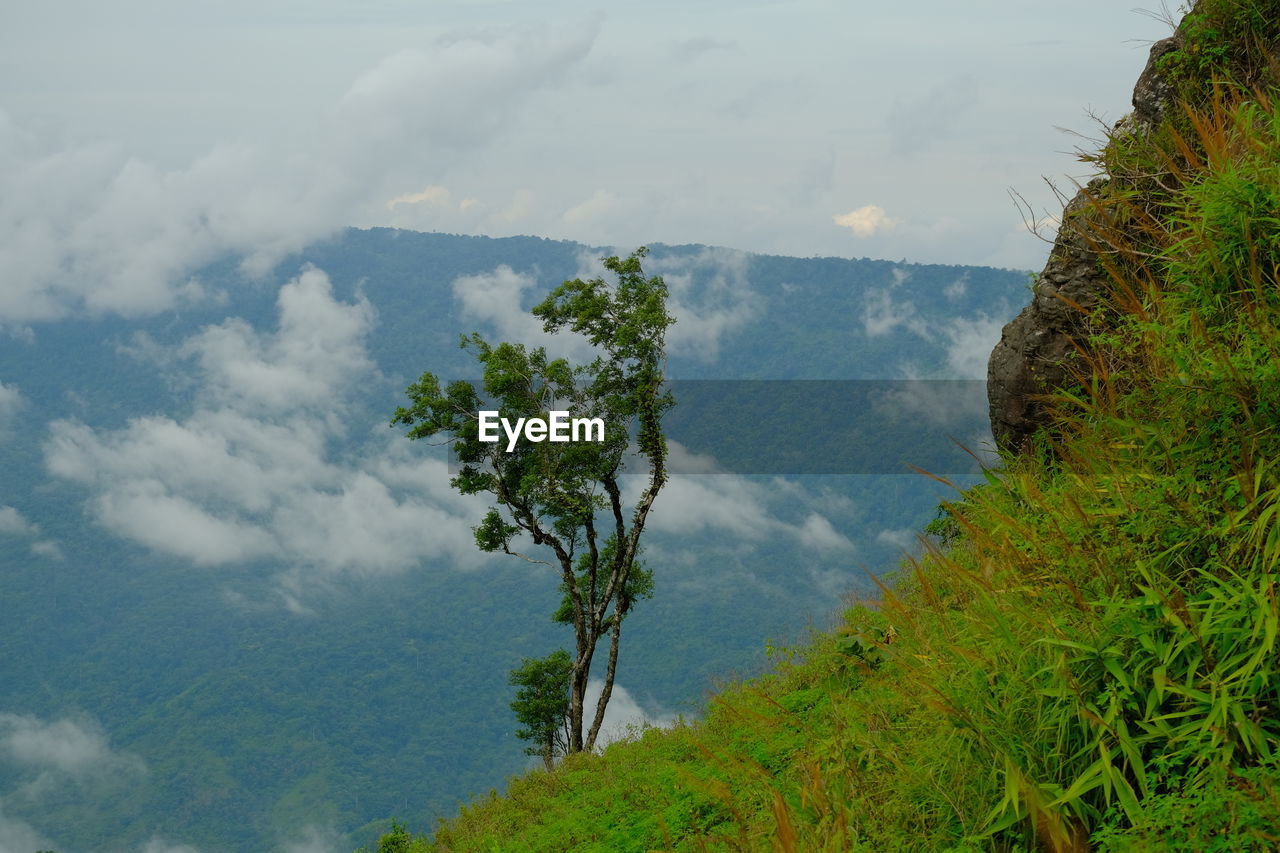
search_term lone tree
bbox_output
[392,248,673,759]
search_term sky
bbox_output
[0,0,1179,327]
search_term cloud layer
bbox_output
[861,275,1012,379]
[0,714,142,781]
[0,505,62,560]
[0,712,147,853]
[583,679,677,748]
[0,507,34,537]
[45,268,487,601]
[42,259,857,608]
[0,24,598,326]
[643,469,853,554]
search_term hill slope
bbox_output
[378,3,1280,850]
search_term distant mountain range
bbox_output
[0,229,1027,852]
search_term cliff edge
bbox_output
[987,35,1180,452]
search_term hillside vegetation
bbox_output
[371,3,1280,851]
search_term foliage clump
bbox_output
[1157,0,1280,100]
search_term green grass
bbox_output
[363,8,1280,852]
[1156,0,1280,99]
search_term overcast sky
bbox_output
[1,0,1176,324]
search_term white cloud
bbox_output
[943,314,1006,379]
[876,527,919,553]
[646,248,758,362]
[643,474,852,553]
[385,185,546,233]
[451,263,604,363]
[0,805,49,853]
[859,275,1012,378]
[583,680,676,748]
[271,470,481,576]
[0,713,144,853]
[178,264,376,414]
[799,513,852,552]
[453,265,547,347]
[0,713,143,781]
[0,507,35,537]
[834,205,898,238]
[647,476,778,539]
[47,412,334,519]
[0,24,598,325]
[0,511,61,560]
[863,287,926,338]
[29,541,63,561]
[90,481,281,567]
[0,122,351,322]
[664,439,725,475]
[45,269,487,598]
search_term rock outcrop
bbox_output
[987,36,1179,453]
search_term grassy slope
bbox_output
[369,4,1280,850]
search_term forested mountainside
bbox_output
[371,2,1280,850]
[0,232,1024,852]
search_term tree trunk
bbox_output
[569,655,591,753]
[585,615,623,751]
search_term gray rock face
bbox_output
[986,184,1105,453]
[986,36,1179,454]
[1133,37,1180,129]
